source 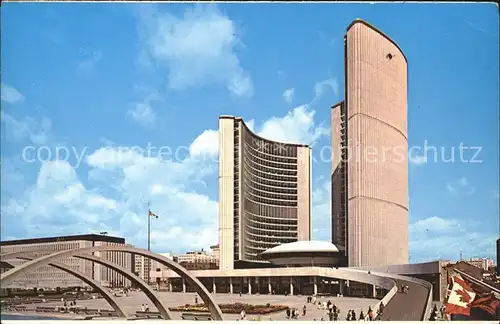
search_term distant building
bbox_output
[497,238,500,275]
[134,254,152,283]
[146,252,174,285]
[218,115,312,270]
[174,249,218,270]
[210,244,220,264]
[466,257,494,271]
[0,234,133,288]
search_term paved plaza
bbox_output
[17,291,377,320]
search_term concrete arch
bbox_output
[1,246,224,320]
[8,252,173,319]
[14,256,127,318]
[74,253,172,319]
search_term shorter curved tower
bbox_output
[218,116,312,270]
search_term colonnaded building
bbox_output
[0,234,134,288]
[218,115,312,270]
[331,19,409,268]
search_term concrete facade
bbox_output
[332,19,409,268]
[0,234,133,288]
[218,116,312,270]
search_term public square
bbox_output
[16,291,376,320]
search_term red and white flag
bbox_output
[445,275,476,316]
[149,210,159,218]
[471,293,500,315]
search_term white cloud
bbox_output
[189,129,219,158]
[139,5,253,97]
[283,88,294,103]
[314,78,339,99]
[128,102,155,125]
[1,84,25,104]
[77,50,102,76]
[311,179,331,240]
[1,112,52,145]
[409,153,427,166]
[127,93,160,126]
[257,105,329,145]
[410,216,496,262]
[447,176,475,195]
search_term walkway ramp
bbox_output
[379,279,429,321]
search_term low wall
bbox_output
[365,281,398,320]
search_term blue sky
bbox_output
[1,3,498,263]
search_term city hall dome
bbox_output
[260,241,344,267]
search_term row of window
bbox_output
[243,182,297,202]
[243,162,297,185]
[243,171,298,189]
[243,199,299,220]
[243,145,298,169]
[244,154,298,177]
[245,228,297,240]
[245,191,298,208]
[245,180,297,195]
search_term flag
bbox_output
[471,293,500,315]
[445,275,476,316]
[149,210,159,218]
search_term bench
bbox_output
[35,307,56,313]
[181,312,213,321]
[135,311,162,319]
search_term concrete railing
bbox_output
[365,280,398,320]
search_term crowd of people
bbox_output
[302,295,385,321]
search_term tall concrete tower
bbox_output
[332,19,409,268]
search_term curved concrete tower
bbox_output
[218,116,312,270]
[334,19,409,267]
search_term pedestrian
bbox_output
[303,305,307,316]
[347,310,352,321]
[378,302,384,317]
[286,308,291,319]
[359,310,365,320]
[195,295,198,304]
[352,310,357,321]
[368,307,374,321]
[240,309,246,320]
[333,311,338,321]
